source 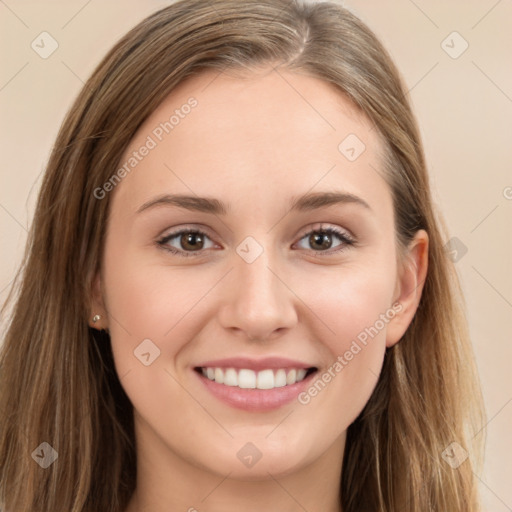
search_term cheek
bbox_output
[103,262,206,349]
[101,237,183,365]
[305,261,396,351]
[101,247,214,430]
[294,262,396,425]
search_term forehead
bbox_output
[111,66,392,223]
[150,66,376,160]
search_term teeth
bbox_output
[200,367,312,389]
[256,369,274,389]
[274,369,287,388]
[239,369,256,389]
[214,367,224,384]
[224,368,238,386]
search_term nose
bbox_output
[217,247,298,342]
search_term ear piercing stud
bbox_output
[92,314,101,323]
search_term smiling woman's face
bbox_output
[92,66,427,481]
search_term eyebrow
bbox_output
[136,191,372,215]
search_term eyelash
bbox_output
[156,224,356,258]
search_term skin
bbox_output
[90,65,428,512]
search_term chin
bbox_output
[198,434,317,479]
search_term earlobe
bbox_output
[88,271,108,330]
[385,229,429,348]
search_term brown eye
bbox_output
[158,229,215,257]
[295,226,355,256]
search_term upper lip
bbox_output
[195,357,317,372]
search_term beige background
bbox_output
[1,1,511,509]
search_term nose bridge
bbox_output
[219,240,297,340]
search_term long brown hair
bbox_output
[0,1,486,510]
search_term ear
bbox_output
[385,229,429,348]
[88,270,108,330]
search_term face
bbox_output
[92,66,427,479]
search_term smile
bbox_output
[198,367,315,390]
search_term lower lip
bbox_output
[194,369,316,412]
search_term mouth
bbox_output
[194,366,317,390]
[192,359,319,412]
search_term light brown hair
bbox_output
[0,0,485,510]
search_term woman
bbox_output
[0,0,485,510]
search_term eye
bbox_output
[294,224,355,256]
[157,228,216,257]
[156,223,355,258]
